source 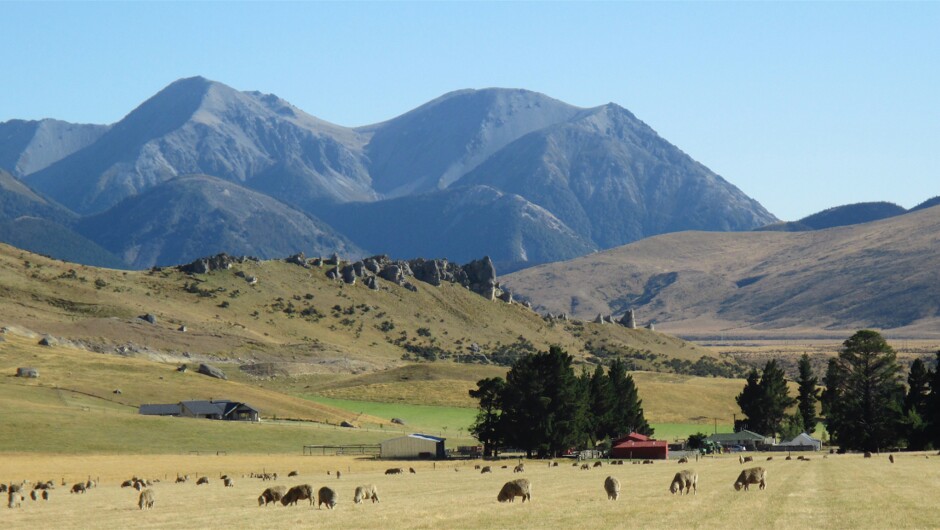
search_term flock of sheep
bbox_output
[25,451,901,512]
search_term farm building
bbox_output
[772,432,822,452]
[380,434,446,459]
[610,432,668,460]
[138,400,259,421]
[706,430,774,451]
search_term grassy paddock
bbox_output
[2,452,938,529]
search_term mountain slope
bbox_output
[0,217,126,269]
[0,119,108,177]
[321,185,596,272]
[359,88,581,196]
[0,169,75,224]
[76,175,364,268]
[458,104,777,249]
[504,204,940,337]
[26,77,374,215]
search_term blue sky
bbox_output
[2,2,938,221]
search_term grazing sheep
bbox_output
[513,464,525,473]
[281,484,314,506]
[670,470,698,495]
[552,462,559,467]
[121,480,134,488]
[739,455,744,465]
[677,457,689,464]
[785,456,792,460]
[7,491,24,508]
[196,477,209,486]
[409,468,416,474]
[353,484,380,504]
[85,479,96,489]
[317,486,338,509]
[175,475,188,483]
[134,481,145,491]
[743,456,754,463]
[497,479,532,503]
[604,476,621,500]
[889,454,895,464]
[336,470,342,479]
[288,471,299,477]
[767,457,773,461]
[258,486,287,506]
[71,483,86,494]
[480,466,492,474]
[41,490,48,501]
[474,465,481,470]
[30,490,38,501]
[138,488,155,510]
[385,468,404,475]
[224,478,235,488]
[501,466,508,469]
[0,484,6,493]
[581,464,591,470]
[733,467,767,491]
[593,461,602,468]
[864,451,873,458]
[642,460,654,465]
[572,463,579,467]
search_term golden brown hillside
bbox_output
[504,205,940,339]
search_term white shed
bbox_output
[380,434,446,459]
[780,432,822,451]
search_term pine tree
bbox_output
[469,377,506,457]
[736,369,763,432]
[927,351,940,447]
[607,358,653,437]
[586,364,614,444]
[823,330,905,452]
[736,360,796,436]
[796,354,820,434]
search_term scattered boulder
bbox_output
[498,290,513,304]
[177,253,238,274]
[340,421,356,428]
[285,252,309,268]
[462,256,497,300]
[16,367,38,378]
[178,325,187,332]
[38,335,55,346]
[364,276,379,290]
[197,364,227,380]
[619,310,636,329]
[341,265,357,285]
[391,418,406,425]
[139,314,157,325]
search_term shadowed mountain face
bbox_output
[0,119,108,177]
[504,204,940,336]
[0,169,74,224]
[76,175,364,269]
[320,185,597,273]
[757,201,908,232]
[458,104,777,248]
[10,77,778,271]
[26,77,374,215]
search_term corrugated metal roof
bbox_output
[706,430,766,442]
[181,400,227,416]
[139,404,181,415]
[409,434,446,443]
[613,440,668,449]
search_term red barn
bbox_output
[610,432,668,460]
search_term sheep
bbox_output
[0,484,6,493]
[593,461,602,468]
[41,490,48,501]
[317,486,338,509]
[889,454,895,464]
[677,457,689,464]
[336,470,342,479]
[604,476,621,500]
[733,467,767,491]
[513,464,525,473]
[480,466,492,474]
[864,451,873,458]
[138,488,155,510]
[766,457,774,461]
[258,485,287,506]
[670,470,698,495]
[30,490,38,501]
[385,468,404,475]
[71,483,86,494]
[7,491,24,508]
[581,464,591,470]
[121,479,134,488]
[409,467,417,474]
[739,455,744,465]
[552,462,559,467]
[196,477,209,486]
[785,456,792,461]
[281,484,314,506]
[288,471,299,477]
[497,478,531,503]
[175,475,189,483]
[743,456,754,463]
[134,481,145,491]
[224,477,235,487]
[474,465,481,470]
[642,460,654,465]
[353,484,380,504]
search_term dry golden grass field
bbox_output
[3,452,939,529]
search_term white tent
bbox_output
[781,432,822,451]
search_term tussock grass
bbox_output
[3,452,938,529]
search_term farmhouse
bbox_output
[706,429,773,451]
[138,400,259,422]
[380,434,446,459]
[610,432,668,460]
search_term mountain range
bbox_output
[1,76,775,271]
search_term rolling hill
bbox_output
[504,203,940,338]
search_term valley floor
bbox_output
[3,452,937,529]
